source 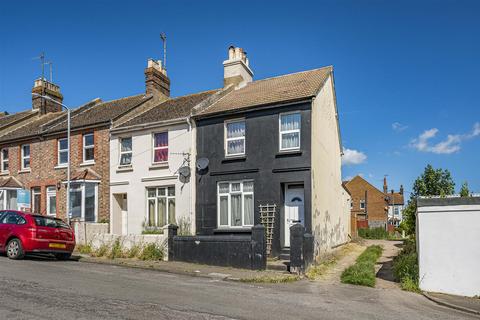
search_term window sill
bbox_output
[116,165,133,173]
[149,162,168,170]
[276,150,302,157]
[213,227,252,234]
[222,155,246,163]
[80,161,95,167]
[18,169,31,174]
[0,171,9,176]
[54,165,68,170]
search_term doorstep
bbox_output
[423,292,480,316]
[74,254,294,283]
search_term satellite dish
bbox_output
[178,166,191,178]
[196,158,209,170]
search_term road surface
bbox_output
[0,256,475,320]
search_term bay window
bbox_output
[225,119,245,156]
[146,186,175,227]
[21,145,30,170]
[119,137,133,166]
[58,138,68,165]
[152,132,168,163]
[83,133,94,163]
[217,181,254,228]
[69,182,98,222]
[279,112,301,151]
[1,148,8,172]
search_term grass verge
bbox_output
[393,239,420,292]
[340,245,383,287]
[239,274,301,283]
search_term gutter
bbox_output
[110,117,189,135]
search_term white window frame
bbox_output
[217,180,254,229]
[145,186,175,227]
[69,182,98,222]
[1,148,8,173]
[119,137,133,166]
[152,132,168,164]
[224,118,246,157]
[31,187,41,213]
[58,138,68,166]
[279,112,301,151]
[360,199,366,210]
[46,186,57,217]
[83,133,95,163]
[21,145,30,170]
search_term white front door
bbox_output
[121,196,128,235]
[284,184,305,247]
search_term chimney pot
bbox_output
[223,46,253,89]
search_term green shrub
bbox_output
[341,245,383,287]
[108,239,125,259]
[77,243,92,254]
[139,243,164,261]
[358,227,388,239]
[393,240,419,292]
[141,229,164,235]
[127,244,142,259]
[92,244,109,257]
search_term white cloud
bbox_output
[392,122,408,132]
[410,122,480,154]
[342,148,367,165]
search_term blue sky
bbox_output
[1,0,479,195]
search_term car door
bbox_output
[0,212,14,251]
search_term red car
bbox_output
[0,210,75,260]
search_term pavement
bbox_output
[423,292,480,316]
[0,254,477,320]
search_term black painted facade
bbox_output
[195,101,313,257]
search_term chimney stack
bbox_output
[400,185,404,195]
[145,59,170,98]
[31,78,63,114]
[383,176,388,193]
[223,46,253,89]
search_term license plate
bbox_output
[49,243,66,249]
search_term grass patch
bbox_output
[141,229,164,235]
[305,256,337,280]
[127,243,142,259]
[92,243,110,257]
[139,243,164,261]
[240,274,301,283]
[108,239,126,259]
[358,227,389,239]
[341,245,383,287]
[393,239,419,292]
[77,243,92,254]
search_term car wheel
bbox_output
[6,238,25,260]
[55,253,72,261]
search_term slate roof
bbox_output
[45,94,150,133]
[0,110,37,130]
[119,90,220,128]
[0,112,63,143]
[195,66,332,117]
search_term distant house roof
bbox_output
[45,94,151,133]
[194,66,332,117]
[118,90,220,129]
[387,192,404,205]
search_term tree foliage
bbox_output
[402,165,455,235]
[459,181,470,197]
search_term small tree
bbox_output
[403,164,455,235]
[459,181,470,197]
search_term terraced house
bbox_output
[0,70,155,222]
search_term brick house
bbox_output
[343,175,388,231]
[0,72,156,222]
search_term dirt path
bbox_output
[320,242,366,283]
[365,239,403,289]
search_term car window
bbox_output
[0,212,25,225]
[33,216,69,229]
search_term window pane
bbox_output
[59,151,68,164]
[23,158,30,169]
[227,139,245,155]
[231,183,241,192]
[168,198,176,225]
[154,148,168,162]
[84,134,94,146]
[157,197,167,227]
[3,161,8,172]
[85,184,95,222]
[243,181,254,192]
[147,188,156,198]
[2,149,7,159]
[70,186,82,218]
[154,132,168,147]
[148,199,155,226]
[168,187,175,196]
[6,190,17,210]
[23,145,30,157]
[85,148,94,161]
[219,195,228,226]
[121,138,132,152]
[281,113,301,131]
[158,188,166,196]
[227,121,245,139]
[49,195,57,215]
[231,194,242,226]
[59,139,68,150]
[244,194,254,225]
[120,153,132,165]
[281,132,300,149]
[219,183,229,194]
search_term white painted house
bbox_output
[109,83,221,235]
[417,196,480,297]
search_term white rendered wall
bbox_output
[417,204,480,297]
[110,122,194,235]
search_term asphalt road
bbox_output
[0,256,476,320]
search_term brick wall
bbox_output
[0,128,110,222]
[344,176,388,227]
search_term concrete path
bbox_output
[0,255,476,320]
